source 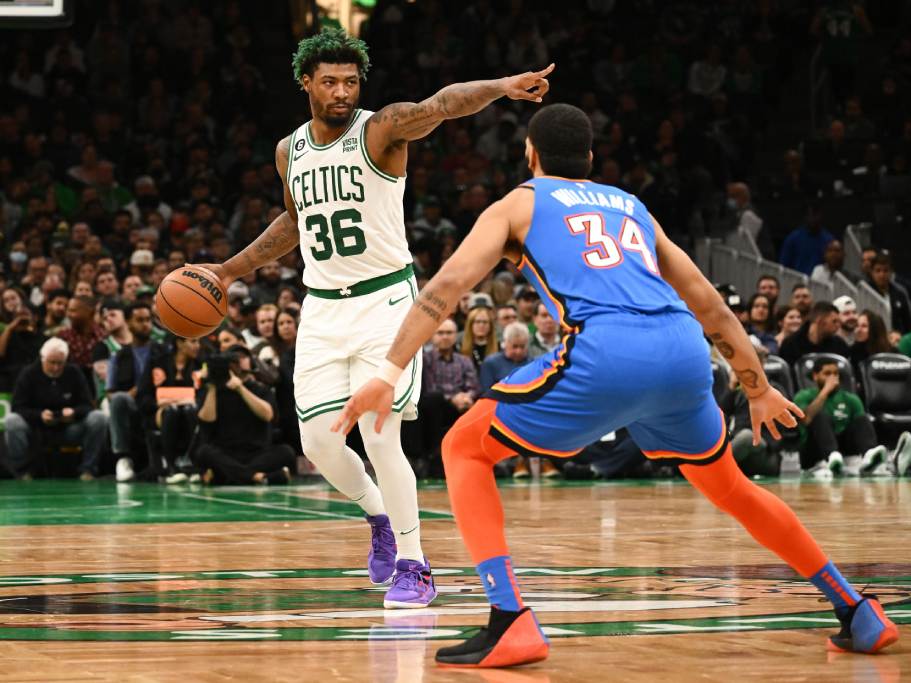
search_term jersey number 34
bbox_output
[565,213,659,274]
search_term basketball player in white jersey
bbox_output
[200,28,552,607]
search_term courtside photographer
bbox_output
[196,344,294,485]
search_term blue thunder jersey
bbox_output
[487,176,725,465]
[517,177,690,329]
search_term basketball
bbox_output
[155,266,227,338]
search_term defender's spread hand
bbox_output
[331,378,395,435]
[748,387,805,446]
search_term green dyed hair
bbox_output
[291,28,370,84]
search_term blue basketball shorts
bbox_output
[486,311,727,466]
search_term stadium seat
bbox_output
[763,355,795,398]
[793,353,856,394]
[858,353,911,433]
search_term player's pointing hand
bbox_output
[331,377,395,435]
[503,63,554,103]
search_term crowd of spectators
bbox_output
[714,268,911,480]
[1,1,910,482]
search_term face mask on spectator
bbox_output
[10,251,27,265]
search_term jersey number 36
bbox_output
[305,208,367,261]
[565,212,659,274]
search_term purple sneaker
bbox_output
[383,557,437,609]
[366,514,396,585]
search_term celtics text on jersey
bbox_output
[285,109,412,292]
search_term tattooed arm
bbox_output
[364,65,553,177]
[653,217,767,397]
[653,216,804,443]
[383,192,518,369]
[332,190,526,434]
[196,137,300,287]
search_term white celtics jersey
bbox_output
[285,109,411,292]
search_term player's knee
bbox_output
[298,418,344,462]
[681,448,744,507]
[359,425,392,455]
[357,409,403,450]
[441,428,457,467]
[441,421,485,468]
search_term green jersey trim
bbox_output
[306,264,413,300]
[285,128,298,189]
[296,397,350,422]
[305,110,362,151]
[359,115,400,183]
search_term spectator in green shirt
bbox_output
[793,358,886,478]
[898,332,911,359]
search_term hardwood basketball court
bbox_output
[0,476,907,682]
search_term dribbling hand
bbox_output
[191,263,233,287]
[503,63,555,103]
[748,386,805,446]
[331,378,395,435]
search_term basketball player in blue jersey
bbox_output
[335,104,898,667]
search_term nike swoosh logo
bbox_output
[388,295,408,306]
[293,150,309,161]
[398,525,419,535]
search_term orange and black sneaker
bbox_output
[436,606,549,668]
[827,595,899,654]
[512,458,530,480]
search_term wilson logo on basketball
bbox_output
[182,270,224,303]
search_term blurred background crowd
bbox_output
[1,0,910,483]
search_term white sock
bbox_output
[345,452,386,517]
[359,412,424,562]
[299,412,385,517]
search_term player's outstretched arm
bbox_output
[196,137,301,287]
[652,217,804,444]
[331,192,518,434]
[366,64,554,151]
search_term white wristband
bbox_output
[376,359,404,387]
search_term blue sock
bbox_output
[810,561,862,612]
[477,555,523,612]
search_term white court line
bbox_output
[205,483,329,493]
[0,523,369,548]
[0,493,131,500]
[0,501,144,515]
[176,492,360,520]
[281,489,453,517]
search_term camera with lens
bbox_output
[207,354,231,388]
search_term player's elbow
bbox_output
[434,268,471,295]
[697,302,736,332]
